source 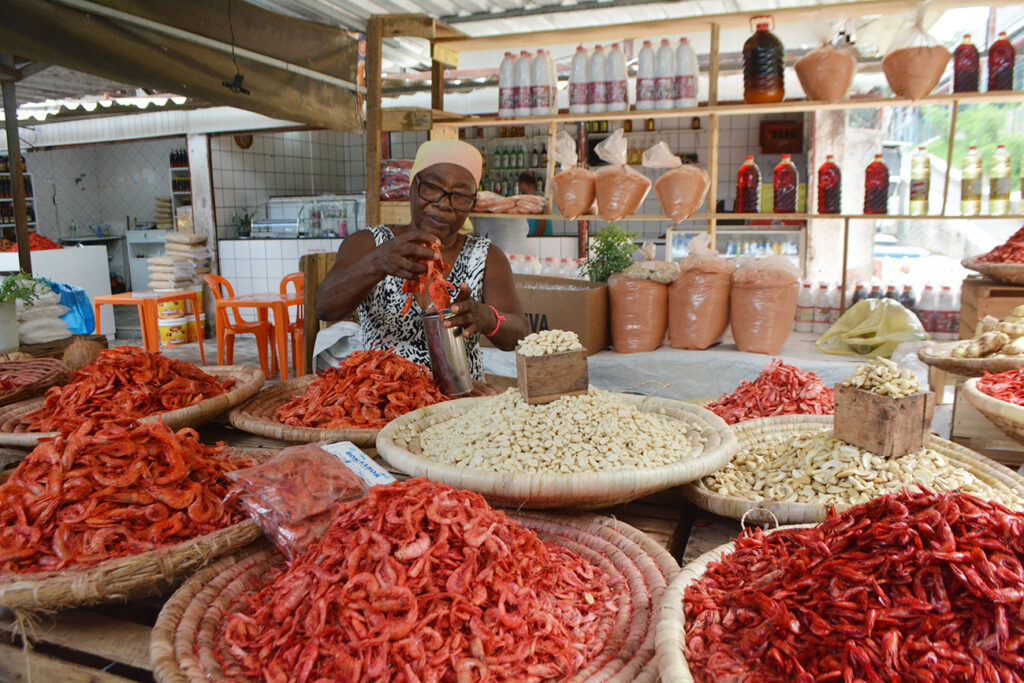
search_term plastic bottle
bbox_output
[541,256,557,276]
[735,156,761,213]
[910,146,930,216]
[773,154,798,213]
[636,40,656,111]
[899,284,917,315]
[575,257,588,279]
[655,39,676,110]
[607,43,628,112]
[673,37,699,108]
[524,255,542,274]
[953,34,979,93]
[498,51,517,118]
[569,45,590,115]
[514,51,533,118]
[743,16,785,104]
[988,31,1015,92]
[989,144,1011,216]
[817,154,841,214]
[917,284,937,335]
[961,146,982,216]
[884,284,899,301]
[558,258,573,277]
[937,285,957,340]
[852,281,867,305]
[868,284,882,299]
[530,50,555,116]
[508,254,522,273]
[795,281,814,332]
[812,282,831,334]
[827,283,842,325]
[864,154,889,215]
[587,45,608,114]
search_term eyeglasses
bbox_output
[415,178,477,212]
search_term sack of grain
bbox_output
[550,130,596,220]
[730,255,800,354]
[881,8,950,100]
[608,271,668,354]
[795,43,857,103]
[19,317,71,344]
[643,141,710,223]
[669,234,736,349]
[593,129,650,222]
[17,304,70,322]
[164,233,207,245]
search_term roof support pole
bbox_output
[1,54,31,275]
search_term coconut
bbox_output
[62,338,103,371]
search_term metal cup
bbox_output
[422,309,473,396]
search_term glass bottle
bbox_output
[864,154,889,215]
[735,156,762,213]
[817,154,841,214]
[773,154,798,213]
[989,144,1011,216]
[910,146,930,216]
[953,34,980,93]
[743,16,784,104]
[988,31,1015,92]
[961,146,982,216]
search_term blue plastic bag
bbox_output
[43,279,96,335]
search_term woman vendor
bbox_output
[317,139,529,380]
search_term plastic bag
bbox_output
[794,20,858,103]
[46,280,96,335]
[730,255,800,355]
[485,194,546,214]
[882,7,950,100]
[380,159,414,201]
[550,130,596,220]
[227,443,368,558]
[816,298,927,358]
[642,142,710,222]
[594,129,651,222]
[669,234,736,349]
[608,271,668,353]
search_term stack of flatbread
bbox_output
[148,233,212,290]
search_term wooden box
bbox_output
[516,348,589,405]
[950,385,1024,470]
[960,276,1024,339]
[833,383,936,458]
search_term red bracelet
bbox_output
[484,304,507,338]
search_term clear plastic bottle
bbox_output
[917,284,937,335]
[812,282,831,334]
[635,40,656,111]
[961,146,982,216]
[953,34,979,93]
[575,257,588,279]
[988,31,1015,92]
[607,43,628,112]
[989,144,1011,216]
[773,154,798,213]
[735,156,761,213]
[910,146,930,216]
[587,45,608,114]
[530,50,556,116]
[498,51,517,118]
[508,254,523,273]
[743,16,785,104]
[864,154,889,215]
[827,283,842,325]
[524,255,542,274]
[795,281,814,332]
[817,154,841,214]
[655,39,676,110]
[673,37,699,109]
[937,285,956,340]
[558,258,573,277]
[541,256,557,276]
[514,51,533,118]
[568,45,590,115]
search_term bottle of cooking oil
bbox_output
[909,146,930,216]
[960,146,982,216]
[989,144,1011,216]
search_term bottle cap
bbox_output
[999,31,1007,38]
[611,42,619,48]
[756,22,770,30]
[594,44,603,50]
[577,45,585,51]
[964,33,971,40]
[521,50,530,56]
[781,154,791,161]
[661,39,670,45]
[643,40,652,46]
[826,154,834,160]
[745,155,754,161]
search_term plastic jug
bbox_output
[607,43,628,112]
[743,16,785,104]
[735,156,761,213]
[636,40,656,111]
[988,31,1015,92]
[514,51,533,117]
[953,34,979,93]
[568,45,589,114]
[673,37,699,108]
[863,154,889,215]
[498,52,517,117]
[773,154,798,213]
[588,45,608,114]
[655,39,675,109]
[817,155,841,214]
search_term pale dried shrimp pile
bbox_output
[220,478,621,682]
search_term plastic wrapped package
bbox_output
[485,194,546,214]
[473,190,502,212]
[669,234,736,349]
[550,130,596,220]
[380,159,414,201]
[226,443,368,558]
[608,271,668,354]
[594,129,651,222]
[795,29,857,103]
[729,255,800,354]
[882,8,950,100]
[642,142,710,222]
[816,298,927,358]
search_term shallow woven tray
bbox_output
[0,365,265,449]
[151,512,679,683]
[0,447,273,612]
[228,376,499,447]
[681,414,1024,525]
[917,340,1024,377]
[962,377,1024,447]
[0,358,70,407]
[962,255,1024,286]
[376,393,738,510]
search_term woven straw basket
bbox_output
[228,376,498,447]
[0,365,265,448]
[150,512,679,683]
[0,447,274,612]
[375,393,738,510]
[962,256,1024,286]
[0,358,71,407]
[917,341,1024,377]
[962,378,1024,446]
[681,415,1024,525]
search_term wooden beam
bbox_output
[365,18,384,227]
[430,59,444,112]
[0,641,135,683]
[379,14,465,40]
[1,55,31,274]
[381,107,433,132]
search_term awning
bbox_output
[0,0,362,132]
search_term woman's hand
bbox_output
[370,229,440,280]
[444,284,497,338]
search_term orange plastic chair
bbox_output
[280,272,305,375]
[204,274,276,377]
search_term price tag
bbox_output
[432,44,459,68]
[321,441,396,487]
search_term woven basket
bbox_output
[961,377,1024,446]
[151,512,679,683]
[681,415,1024,525]
[0,358,71,407]
[962,256,1024,286]
[0,448,273,612]
[376,394,738,510]
[0,365,265,448]
[917,341,1024,377]
[228,377,499,447]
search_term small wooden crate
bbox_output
[833,384,936,458]
[515,348,588,405]
[960,276,1024,339]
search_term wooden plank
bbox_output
[299,251,338,373]
[365,16,384,228]
[0,611,151,671]
[382,108,433,132]
[0,641,135,683]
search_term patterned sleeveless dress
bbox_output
[358,226,490,380]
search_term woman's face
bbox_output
[410,163,477,243]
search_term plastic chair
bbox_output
[280,272,305,376]
[203,274,276,377]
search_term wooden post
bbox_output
[430,59,444,112]
[707,22,720,107]
[941,101,959,216]
[365,17,384,227]
[840,217,850,312]
[707,113,720,240]
[1,55,30,275]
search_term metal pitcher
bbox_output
[422,309,473,396]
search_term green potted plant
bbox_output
[0,271,40,352]
[580,224,639,282]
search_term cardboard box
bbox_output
[484,274,609,355]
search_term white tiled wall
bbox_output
[219,238,340,302]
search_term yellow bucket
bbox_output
[158,316,188,346]
[186,313,206,343]
[156,298,186,319]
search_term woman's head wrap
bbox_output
[410,139,483,186]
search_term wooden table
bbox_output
[93,291,205,364]
[213,293,300,381]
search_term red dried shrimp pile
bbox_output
[220,478,620,682]
[707,358,834,424]
[1,233,63,251]
[0,420,252,572]
[274,348,447,429]
[685,488,1024,681]
[401,240,456,314]
[15,346,233,433]
[977,225,1024,263]
[977,367,1024,406]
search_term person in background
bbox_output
[316,139,529,380]
[518,171,549,237]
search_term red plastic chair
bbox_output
[280,272,305,376]
[204,274,276,377]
